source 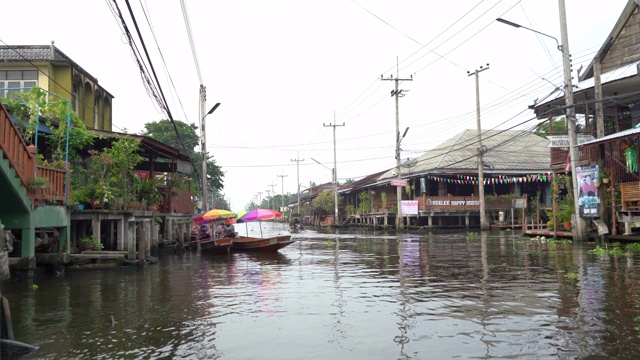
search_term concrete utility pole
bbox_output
[324,114,345,226]
[198,85,220,212]
[265,189,271,209]
[381,60,413,230]
[278,172,287,212]
[291,152,304,214]
[258,192,262,208]
[467,64,490,230]
[496,2,584,240]
[269,183,276,210]
[558,0,586,241]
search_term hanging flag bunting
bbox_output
[419,173,554,184]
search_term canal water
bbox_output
[3,223,640,359]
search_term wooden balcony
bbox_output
[29,165,68,205]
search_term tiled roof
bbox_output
[379,129,551,180]
[0,45,71,62]
[0,45,103,88]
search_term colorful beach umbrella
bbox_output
[236,209,283,237]
[236,209,282,223]
[192,209,236,224]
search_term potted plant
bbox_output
[90,182,115,209]
[80,234,102,251]
[146,190,163,211]
[557,197,574,230]
[136,176,162,210]
[599,169,610,184]
[28,176,49,191]
[345,204,355,215]
[70,188,90,210]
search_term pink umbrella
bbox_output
[237,209,282,223]
[236,209,283,237]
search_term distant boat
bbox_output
[231,235,294,252]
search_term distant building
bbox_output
[0,44,113,131]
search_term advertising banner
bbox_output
[576,165,600,217]
[401,200,418,215]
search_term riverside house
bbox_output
[0,44,195,272]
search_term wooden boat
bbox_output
[195,236,232,254]
[231,235,294,252]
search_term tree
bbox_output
[534,116,567,137]
[2,87,93,164]
[534,116,584,138]
[141,119,224,192]
[312,191,343,213]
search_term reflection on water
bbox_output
[3,224,640,359]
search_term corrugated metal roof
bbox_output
[580,126,640,146]
[379,129,551,180]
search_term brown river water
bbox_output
[3,223,640,359]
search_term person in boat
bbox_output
[214,223,225,238]
[197,224,211,240]
[223,223,237,238]
[293,219,304,231]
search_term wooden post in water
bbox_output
[144,219,151,256]
[521,194,527,236]
[611,171,617,235]
[553,173,558,239]
[127,219,137,261]
[137,222,145,268]
[178,222,185,254]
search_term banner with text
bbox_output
[401,200,419,215]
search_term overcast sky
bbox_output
[1,0,629,211]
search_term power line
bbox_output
[115,0,200,184]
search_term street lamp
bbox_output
[496,18,562,52]
[497,1,585,241]
[200,102,220,211]
[311,157,338,225]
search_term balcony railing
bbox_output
[30,165,68,205]
[0,103,35,189]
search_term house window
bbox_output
[72,83,78,113]
[0,70,38,99]
[94,96,99,129]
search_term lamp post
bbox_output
[381,70,412,231]
[497,0,585,241]
[200,99,220,212]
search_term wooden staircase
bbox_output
[342,215,355,226]
[0,102,70,269]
